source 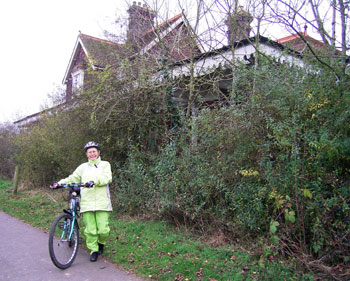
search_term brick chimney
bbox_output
[225,6,253,44]
[127,1,156,48]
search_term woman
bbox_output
[50,141,112,262]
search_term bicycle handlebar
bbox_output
[53,182,94,189]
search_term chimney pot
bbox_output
[127,1,156,49]
[226,7,253,44]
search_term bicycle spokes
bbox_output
[49,214,79,269]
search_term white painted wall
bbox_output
[170,42,305,78]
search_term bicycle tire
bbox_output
[48,213,79,269]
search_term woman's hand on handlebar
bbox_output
[50,183,58,189]
[85,181,94,188]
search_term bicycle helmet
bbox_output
[84,141,101,152]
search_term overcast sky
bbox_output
[0,0,128,123]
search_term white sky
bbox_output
[0,0,128,123]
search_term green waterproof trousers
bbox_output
[83,211,110,254]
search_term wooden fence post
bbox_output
[13,165,20,194]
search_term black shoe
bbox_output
[98,243,104,255]
[90,252,98,262]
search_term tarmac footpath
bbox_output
[0,211,145,281]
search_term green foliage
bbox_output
[0,122,16,179]
[114,130,271,234]
[81,59,172,157]
[113,57,350,271]
[13,107,93,186]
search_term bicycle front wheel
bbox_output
[48,213,79,269]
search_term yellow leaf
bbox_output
[303,189,313,199]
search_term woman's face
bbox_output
[86,147,100,161]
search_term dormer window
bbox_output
[72,69,84,89]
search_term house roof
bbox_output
[79,34,128,66]
[63,13,204,84]
[167,35,306,80]
[172,35,301,67]
[62,33,128,84]
[13,102,65,126]
[277,31,330,53]
[139,13,204,56]
[145,13,183,34]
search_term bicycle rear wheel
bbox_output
[48,213,79,269]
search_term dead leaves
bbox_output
[128,252,135,263]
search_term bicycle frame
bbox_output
[61,202,77,241]
[65,187,80,240]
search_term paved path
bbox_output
[0,211,145,281]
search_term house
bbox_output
[14,4,332,128]
[15,1,203,128]
[164,8,306,112]
[166,34,305,111]
[62,2,204,104]
[163,13,349,113]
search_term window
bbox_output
[72,69,84,89]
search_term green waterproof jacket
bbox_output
[58,157,112,213]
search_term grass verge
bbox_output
[0,179,314,280]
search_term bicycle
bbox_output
[48,182,92,269]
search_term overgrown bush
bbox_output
[13,107,93,187]
[113,57,350,268]
[0,122,17,179]
[13,59,172,187]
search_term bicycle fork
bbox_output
[60,214,76,241]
